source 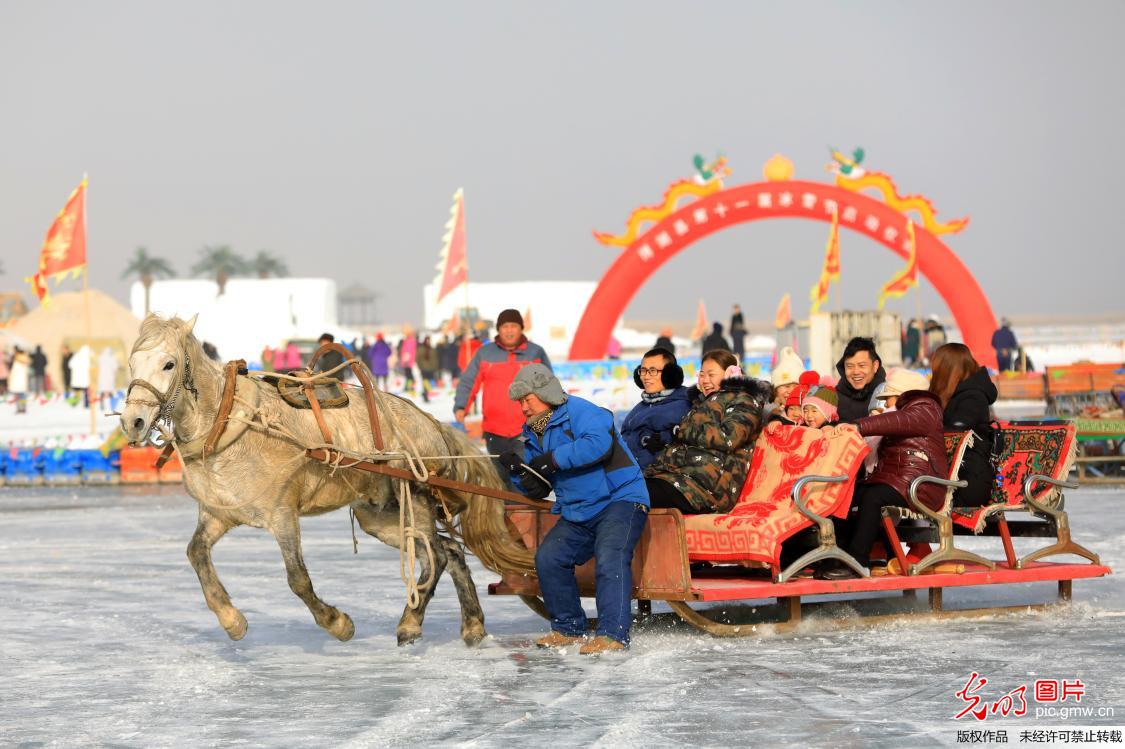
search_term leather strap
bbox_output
[203,360,247,457]
[308,342,385,451]
[303,378,334,445]
[155,442,177,470]
[305,447,551,511]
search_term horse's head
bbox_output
[121,314,200,446]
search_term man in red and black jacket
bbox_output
[454,309,552,485]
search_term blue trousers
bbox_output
[535,500,648,644]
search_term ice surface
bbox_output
[1,485,1122,748]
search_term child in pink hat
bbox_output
[802,385,839,429]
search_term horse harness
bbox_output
[130,341,547,510]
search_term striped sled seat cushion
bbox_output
[683,423,869,565]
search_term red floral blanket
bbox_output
[684,423,869,565]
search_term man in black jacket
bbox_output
[835,337,887,423]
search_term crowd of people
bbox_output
[0,343,126,412]
[490,312,1001,651]
[259,328,484,403]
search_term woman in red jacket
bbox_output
[818,369,949,580]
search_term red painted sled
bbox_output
[488,421,1111,636]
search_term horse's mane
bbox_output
[133,315,206,362]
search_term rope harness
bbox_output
[132,341,544,611]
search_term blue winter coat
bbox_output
[516,395,649,522]
[619,387,692,469]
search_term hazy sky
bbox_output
[2,1,1123,327]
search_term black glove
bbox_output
[521,473,552,500]
[527,452,557,477]
[639,431,666,452]
[498,451,525,476]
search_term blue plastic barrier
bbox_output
[43,449,83,486]
[79,450,120,485]
[6,449,45,487]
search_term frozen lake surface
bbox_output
[1,485,1122,748]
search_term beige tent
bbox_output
[6,289,141,392]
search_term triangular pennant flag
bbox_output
[433,188,468,304]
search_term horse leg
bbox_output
[270,510,355,641]
[186,508,247,640]
[439,536,487,646]
[352,499,448,646]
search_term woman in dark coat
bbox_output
[930,343,997,507]
[644,349,770,514]
[819,369,949,579]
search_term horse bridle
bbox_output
[125,350,200,439]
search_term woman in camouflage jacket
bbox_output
[644,349,771,514]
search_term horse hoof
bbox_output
[462,623,487,647]
[224,612,248,641]
[329,613,355,642]
[397,629,422,647]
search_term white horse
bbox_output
[120,315,533,646]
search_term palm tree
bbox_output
[121,246,176,316]
[249,250,289,279]
[191,245,246,295]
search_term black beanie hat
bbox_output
[496,309,524,328]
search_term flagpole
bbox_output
[84,269,94,435]
[915,279,925,365]
[459,190,472,396]
[83,174,96,436]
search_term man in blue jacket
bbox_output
[499,363,649,654]
[620,347,692,469]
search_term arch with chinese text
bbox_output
[568,180,997,368]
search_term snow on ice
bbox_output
[0,485,1122,747]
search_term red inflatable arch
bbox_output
[569,180,998,369]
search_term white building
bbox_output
[132,278,361,361]
[423,281,598,360]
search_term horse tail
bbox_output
[438,424,536,576]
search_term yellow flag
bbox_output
[877,221,919,310]
[809,206,839,313]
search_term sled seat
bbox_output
[882,421,1099,572]
[682,423,869,581]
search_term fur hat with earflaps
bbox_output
[509,363,567,405]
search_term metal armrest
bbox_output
[907,475,967,523]
[1017,474,1099,568]
[791,474,848,535]
[1022,473,1078,518]
[778,474,865,582]
[905,475,996,574]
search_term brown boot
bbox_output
[535,631,585,649]
[579,635,627,655]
